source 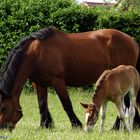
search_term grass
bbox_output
[0,88,139,140]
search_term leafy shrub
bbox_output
[96,10,140,44]
[0,0,75,66]
[50,6,99,32]
[0,0,140,90]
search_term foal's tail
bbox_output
[136,88,140,113]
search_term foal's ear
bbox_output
[80,102,88,109]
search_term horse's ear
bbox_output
[80,102,88,109]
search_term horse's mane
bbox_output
[31,26,58,40]
[0,27,56,98]
[0,37,30,97]
[92,70,110,100]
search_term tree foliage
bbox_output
[115,0,140,11]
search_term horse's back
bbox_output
[28,28,139,87]
[107,65,139,82]
[105,65,140,97]
[103,29,139,67]
[64,29,139,67]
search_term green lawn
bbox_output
[0,88,139,140]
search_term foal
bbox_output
[81,65,140,133]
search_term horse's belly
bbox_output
[64,67,105,86]
[65,78,95,87]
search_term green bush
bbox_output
[50,6,99,32]
[0,0,140,90]
[96,10,140,44]
[0,0,75,66]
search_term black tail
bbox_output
[136,44,140,110]
[136,46,140,74]
[136,88,140,112]
[0,37,31,97]
[134,44,140,129]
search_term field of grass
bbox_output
[0,88,139,140]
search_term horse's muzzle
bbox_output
[0,123,15,131]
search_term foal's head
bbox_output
[81,102,99,132]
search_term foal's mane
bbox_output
[92,70,110,100]
[0,27,56,97]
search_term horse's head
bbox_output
[80,102,99,132]
[0,94,23,131]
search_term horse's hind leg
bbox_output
[33,83,54,128]
[128,101,135,130]
[111,94,130,130]
[129,90,136,130]
[115,98,130,132]
[52,77,82,128]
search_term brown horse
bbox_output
[81,65,140,133]
[0,27,139,130]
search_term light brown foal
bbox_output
[81,65,140,133]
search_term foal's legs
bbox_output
[128,92,136,130]
[111,94,130,130]
[33,83,53,128]
[115,98,130,132]
[51,77,82,127]
[129,101,135,130]
[100,102,107,133]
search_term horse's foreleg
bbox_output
[33,82,54,128]
[51,77,82,128]
[99,102,107,133]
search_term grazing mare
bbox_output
[81,65,140,133]
[0,27,139,130]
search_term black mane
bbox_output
[31,27,57,40]
[0,27,56,97]
[0,37,30,97]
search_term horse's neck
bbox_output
[11,68,29,108]
[92,90,105,109]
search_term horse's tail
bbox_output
[136,42,140,110]
[136,43,140,74]
[136,72,140,110]
[136,85,140,112]
[133,42,140,129]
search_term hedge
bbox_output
[0,0,140,68]
[0,0,75,66]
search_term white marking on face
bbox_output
[84,112,94,132]
[85,112,90,123]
